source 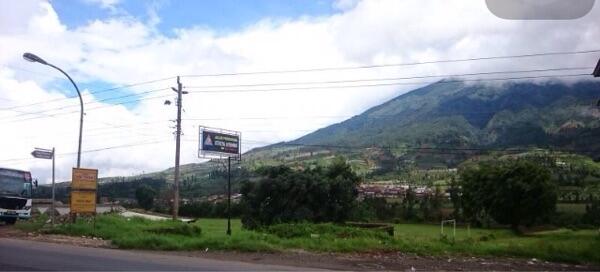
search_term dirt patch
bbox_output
[0,223,110,248]
[166,250,600,271]
[25,233,112,248]
[0,223,26,238]
[2,223,598,271]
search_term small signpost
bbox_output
[199,127,241,235]
[31,148,55,224]
[70,191,96,213]
[71,168,98,191]
[70,168,98,227]
[31,149,54,160]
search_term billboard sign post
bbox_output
[72,168,98,191]
[199,129,241,158]
[199,127,241,236]
[70,168,98,216]
[70,191,96,213]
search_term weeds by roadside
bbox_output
[14,214,600,264]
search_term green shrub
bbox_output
[582,199,600,225]
[241,158,360,229]
[146,224,202,236]
[461,160,557,231]
[264,223,391,240]
[550,212,583,227]
[15,214,49,232]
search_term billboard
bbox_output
[72,168,98,190]
[71,168,97,215]
[199,128,241,158]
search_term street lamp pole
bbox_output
[23,53,83,168]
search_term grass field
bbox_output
[19,214,600,264]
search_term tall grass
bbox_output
[29,214,600,264]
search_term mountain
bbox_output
[38,79,599,199]
[246,79,600,170]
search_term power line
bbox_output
[0,92,174,124]
[0,77,174,111]
[0,101,158,134]
[8,72,595,124]
[183,116,353,121]
[0,87,170,120]
[5,70,593,124]
[6,49,598,112]
[8,120,174,147]
[184,67,592,89]
[0,139,172,164]
[6,67,597,122]
[185,73,593,93]
[181,49,600,77]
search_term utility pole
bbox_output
[171,76,185,220]
[51,147,55,225]
[227,156,232,235]
[592,58,599,107]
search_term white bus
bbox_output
[0,168,35,224]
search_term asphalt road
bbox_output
[0,238,322,271]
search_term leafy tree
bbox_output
[240,157,360,229]
[582,198,600,225]
[448,176,463,220]
[135,185,157,210]
[360,197,395,221]
[430,185,444,220]
[419,195,432,222]
[402,186,417,220]
[460,159,557,232]
[179,201,242,218]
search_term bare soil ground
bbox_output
[1,223,598,271]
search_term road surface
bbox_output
[0,238,322,271]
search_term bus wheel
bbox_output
[4,218,17,225]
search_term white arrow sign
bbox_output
[31,149,54,159]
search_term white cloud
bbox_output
[84,0,121,12]
[1,0,599,183]
[333,0,360,11]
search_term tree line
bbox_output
[237,157,599,232]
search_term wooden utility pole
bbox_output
[172,76,183,220]
[227,156,231,235]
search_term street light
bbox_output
[23,52,84,168]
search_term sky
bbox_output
[0,0,599,183]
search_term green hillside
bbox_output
[243,79,600,180]
[38,79,597,200]
[294,80,599,149]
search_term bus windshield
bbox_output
[0,170,32,198]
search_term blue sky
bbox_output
[4,0,599,180]
[48,0,342,108]
[52,0,338,34]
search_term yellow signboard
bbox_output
[70,191,96,214]
[72,168,98,190]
